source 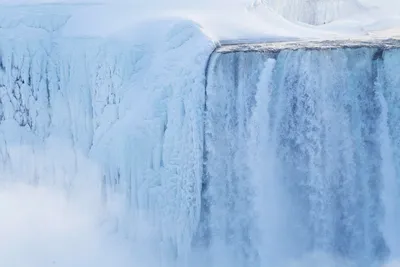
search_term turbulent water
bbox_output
[199,47,400,267]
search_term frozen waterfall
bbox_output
[2,19,400,266]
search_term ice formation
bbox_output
[0,16,214,267]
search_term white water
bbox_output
[202,47,400,267]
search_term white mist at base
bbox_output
[0,183,138,267]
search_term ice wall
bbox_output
[202,46,400,267]
[0,19,214,266]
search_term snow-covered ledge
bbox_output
[217,38,400,53]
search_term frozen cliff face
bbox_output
[201,44,400,267]
[0,18,214,266]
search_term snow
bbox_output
[1,0,400,42]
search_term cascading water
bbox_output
[200,46,400,267]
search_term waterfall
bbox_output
[201,47,400,267]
